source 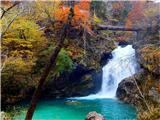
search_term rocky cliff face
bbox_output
[43,64,103,98]
[117,70,160,105]
[137,44,160,75]
[42,32,116,98]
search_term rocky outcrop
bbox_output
[69,31,116,70]
[100,52,112,66]
[117,69,160,106]
[43,64,102,98]
[116,71,143,105]
[137,44,160,75]
[42,31,116,99]
[85,111,105,120]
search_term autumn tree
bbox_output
[53,1,91,32]
[25,1,75,120]
[125,1,146,28]
[124,1,159,41]
[1,0,49,109]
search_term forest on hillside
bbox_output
[1,0,160,120]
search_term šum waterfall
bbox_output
[74,45,139,99]
[97,45,139,98]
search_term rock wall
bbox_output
[43,64,102,98]
[42,32,116,98]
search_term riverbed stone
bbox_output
[85,111,105,120]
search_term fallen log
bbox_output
[96,24,142,32]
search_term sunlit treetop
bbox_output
[53,0,91,30]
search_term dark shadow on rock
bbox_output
[100,52,112,66]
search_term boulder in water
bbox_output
[85,111,105,120]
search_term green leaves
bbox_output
[34,47,74,77]
[54,48,74,76]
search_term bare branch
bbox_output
[1,2,20,19]
[1,12,20,38]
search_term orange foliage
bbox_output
[112,2,124,10]
[125,1,145,28]
[1,1,12,6]
[54,1,91,29]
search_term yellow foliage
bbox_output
[2,16,47,58]
[93,14,103,24]
[2,57,34,75]
[144,6,159,18]
[138,106,160,120]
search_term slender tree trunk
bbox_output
[25,2,74,120]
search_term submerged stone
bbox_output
[65,100,81,105]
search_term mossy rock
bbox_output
[137,44,160,75]
[82,75,92,81]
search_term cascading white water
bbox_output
[96,45,139,98]
[71,45,139,99]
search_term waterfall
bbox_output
[71,45,139,99]
[96,45,139,98]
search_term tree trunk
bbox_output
[25,3,74,120]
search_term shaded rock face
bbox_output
[85,111,105,120]
[116,69,160,106]
[100,52,112,66]
[118,41,128,47]
[116,71,143,105]
[43,64,102,98]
